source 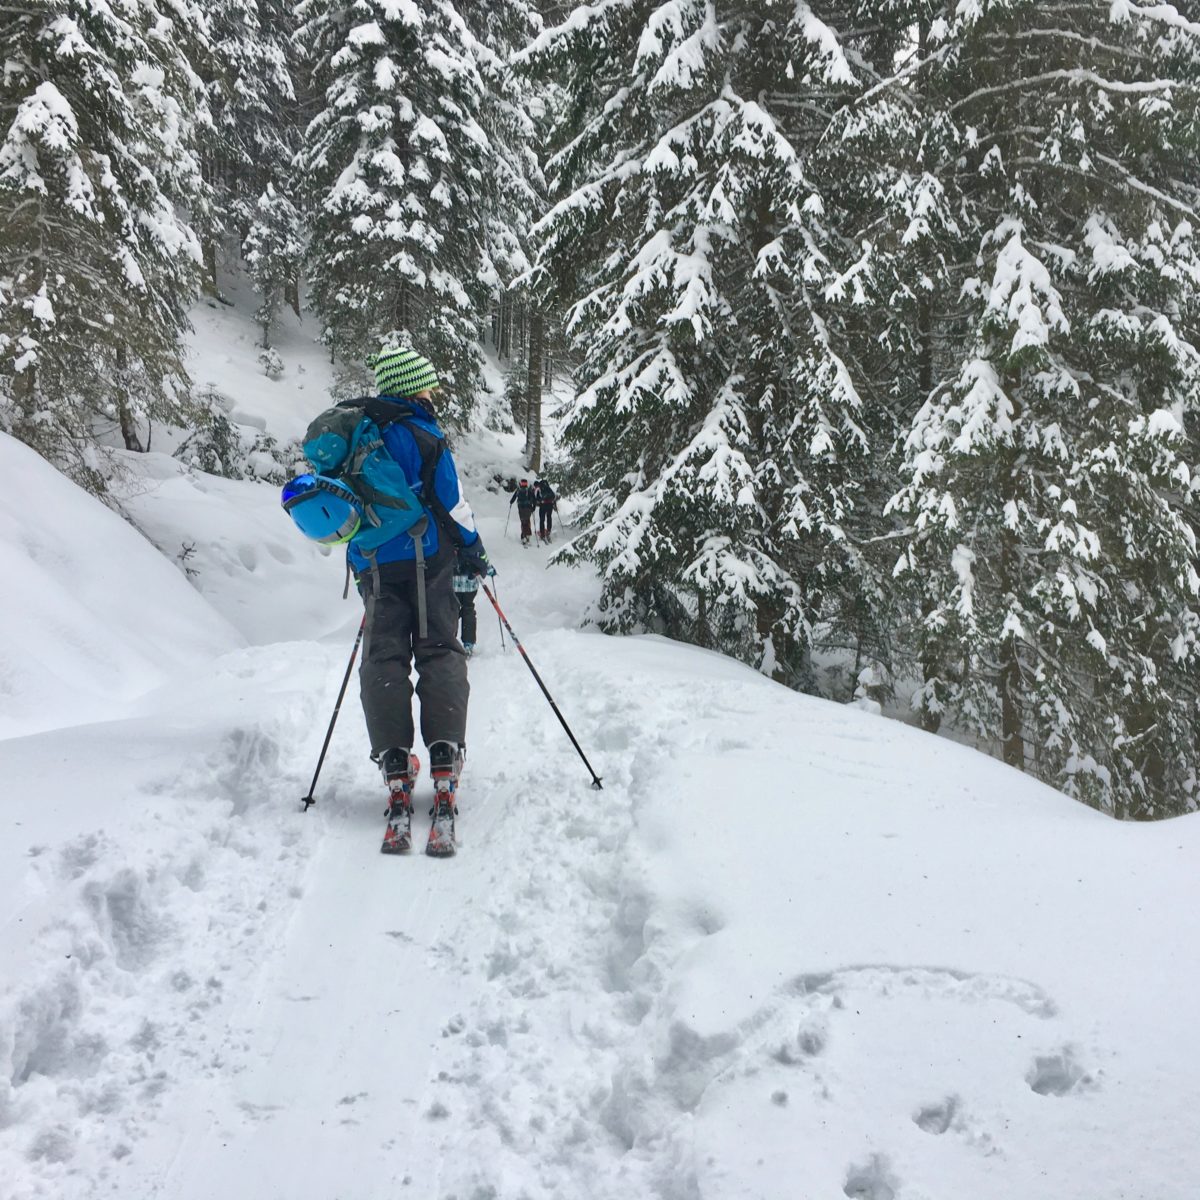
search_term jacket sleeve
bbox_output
[433,447,480,547]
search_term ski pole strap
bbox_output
[480,584,602,790]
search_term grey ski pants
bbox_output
[359,557,469,754]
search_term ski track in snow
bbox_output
[416,649,1103,1200]
[0,655,331,1197]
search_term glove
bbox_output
[459,539,495,578]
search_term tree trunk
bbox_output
[525,310,544,472]
[202,236,219,295]
[998,529,1024,770]
[285,277,301,320]
[498,291,510,361]
[918,589,944,733]
[115,343,143,452]
[117,401,143,452]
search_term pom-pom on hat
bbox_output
[371,347,439,397]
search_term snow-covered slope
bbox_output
[0,432,241,740]
[2,301,1197,1200]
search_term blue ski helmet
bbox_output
[281,474,363,545]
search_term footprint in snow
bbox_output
[843,1152,900,1200]
[1026,1045,1098,1096]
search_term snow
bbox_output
[2,295,1199,1200]
[0,432,240,741]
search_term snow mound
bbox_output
[0,434,242,739]
[117,451,351,646]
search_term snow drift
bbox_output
[0,433,241,739]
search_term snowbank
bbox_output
[0,434,241,739]
[117,451,352,646]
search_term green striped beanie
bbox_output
[371,347,439,397]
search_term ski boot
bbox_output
[379,747,419,854]
[463,641,475,658]
[426,741,463,857]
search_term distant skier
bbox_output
[281,347,494,856]
[510,478,536,545]
[533,479,557,542]
[453,546,480,656]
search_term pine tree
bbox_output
[0,0,209,485]
[885,0,1200,816]
[464,1,541,299]
[295,0,496,420]
[830,7,975,723]
[468,1,547,458]
[198,0,298,290]
[243,182,302,347]
[528,2,877,684]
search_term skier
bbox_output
[510,478,536,545]
[534,478,557,542]
[453,546,480,656]
[281,347,493,855]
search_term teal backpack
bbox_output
[301,401,428,547]
[298,398,451,636]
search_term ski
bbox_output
[425,743,463,858]
[380,752,420,855]
[380,798,413,854]
[425,791,457,857]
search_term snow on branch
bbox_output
[643,4,721,94]
[984,222,1070,355]
[948,69,1193,115]
[792,2,856,86]
[515,0,631,65]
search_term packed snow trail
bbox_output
[3,439,1200,1199]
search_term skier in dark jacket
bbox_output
[533,479,557,542]
[510,478,536,545]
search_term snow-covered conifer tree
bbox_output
[295,0,496,420]
[886,1,1200,816]
[829,12,977,725]
[527,3,877,684]
[464,2,541,299]
[0,0,209,484]
[198,0,298,288]
[469,1,548,455]
[243,183,302,347]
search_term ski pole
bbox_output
[504,508,512,539]
[301,615,365,811]
[480,583,602,789]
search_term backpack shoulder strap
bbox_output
[397,419,465,551]
[350,401,464,550]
